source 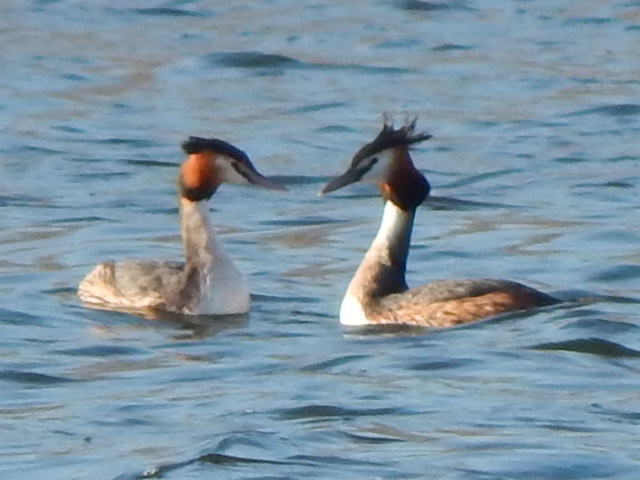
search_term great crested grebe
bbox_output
[321,117,559,327]
[78,136,284,315]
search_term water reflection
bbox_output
[79,304,249,340]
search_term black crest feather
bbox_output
[181,136,250,164]
[352,115,432,165]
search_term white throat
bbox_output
[339,201,414,326]
[179,199,249,314]
[369,201,409,254]
[180,199,223,263]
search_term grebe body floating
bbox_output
[321,117,558,327]
[78,137,284,316]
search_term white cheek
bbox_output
[216,158,249,185]
[362,151,393,184]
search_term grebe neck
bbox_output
[347,200,415,300]
[179,198,223,265]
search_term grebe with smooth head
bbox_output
[78,136,285,315]
[321,116,559,327]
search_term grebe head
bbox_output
[179,136,285,201]
[321,116,432,211]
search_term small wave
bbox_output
[52,124,84,133]
[198,452,288,466]
[562,317,640,335]
[432,43,473,51]
[408,358,476,371]
[0,194,45,208]
[251,292,321,304]
[299,354,369,372]
[122,159,175,168]
[114,452,295,480]
[552,156,587,164]
[565,104,640,117]
[204,51,413,74]
[398,0,474,12]
[589,264,640,282]
[47,216,110,224]
[11,145,64,155]
[207,51,302,69]
[316,124,354,134]
[441,168,523,189]
[0,369,77,386]
[76,137,160,148]
[532,337,640,358]
[73,171,129,181]
[603,156,638,164]
[564,16,616,25]
[0,307,44,326]
[376,38,421,49]
[288,453,386,467]
[342,431,406,444]
[426,195,514,211]
[266,214,342,228]
[116,7,210,18]
[590,403,640,424]
[55,344,146,358]
[276,404,406,420]
[282,102,348,114]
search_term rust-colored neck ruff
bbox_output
[379,148,430,212]
[179,152,219,201]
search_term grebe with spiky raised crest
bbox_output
[78,136,285,315]
[321,117,559,327]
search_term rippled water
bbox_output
[2,1,639,479]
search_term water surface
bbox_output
[1,1,639,479]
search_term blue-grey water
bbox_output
[2,1,640,479]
